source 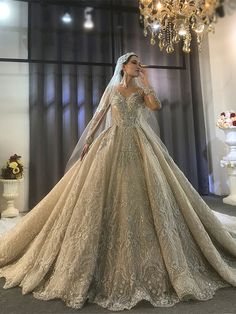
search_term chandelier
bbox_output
[138,0,220,53]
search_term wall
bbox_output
[0,1,29,212]
[199,8,236,195]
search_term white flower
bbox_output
[13,167,20,174]
[216,110,236,129]
[9,162,18,169]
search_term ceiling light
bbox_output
[62,12,72,24]
[84,7,94,30]
[139,0,221,53]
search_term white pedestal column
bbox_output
[220,127,236,206]
[221,161,236,206]
[0,179,23,218]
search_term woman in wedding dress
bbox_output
[1,52,236,311]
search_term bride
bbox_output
[0,52,236,311]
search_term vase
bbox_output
[222,127,236,161]
[220,127,236,206]
[0,178,23,218]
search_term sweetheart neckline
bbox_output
[115,89,141,100]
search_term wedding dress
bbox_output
[1,55,236,312]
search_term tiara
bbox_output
[117,52,136,65]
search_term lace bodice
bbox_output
[111,90,145,127]
[1,83,236,311]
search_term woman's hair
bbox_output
[120,54,138,77]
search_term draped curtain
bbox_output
[29,0,209,208]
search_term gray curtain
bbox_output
[29,1,209,208]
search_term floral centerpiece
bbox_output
[1,154,23,180]
[216,110,236,129]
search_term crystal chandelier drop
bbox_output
[138,0,221,53]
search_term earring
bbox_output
[121,71,128,88]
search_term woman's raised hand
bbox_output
[139,67,150,86]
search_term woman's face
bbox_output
[123,56,141,78]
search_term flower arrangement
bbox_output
[1,154,24,180]
[216,111,236,129]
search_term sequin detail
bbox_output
[0,90,236,312]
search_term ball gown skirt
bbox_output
[0,90,236,311]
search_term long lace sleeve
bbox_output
[142,86,162,110]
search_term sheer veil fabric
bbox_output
[65,52,160,171]
[1,53,236,312]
